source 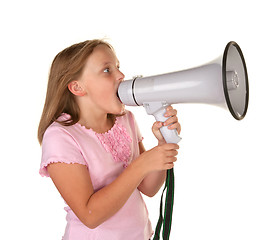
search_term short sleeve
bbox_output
[39,125,88,177]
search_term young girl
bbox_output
[38,39,181,240]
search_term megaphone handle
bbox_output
[154,108,182,144]
[143,102,182,144]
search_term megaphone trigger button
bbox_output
[132,75,143,79]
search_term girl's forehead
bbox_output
[89,44,118,64]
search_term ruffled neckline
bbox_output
[77,116,119,135]
[60,113,132,168]
[60,113,118,135]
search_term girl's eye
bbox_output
[103,68,110,73]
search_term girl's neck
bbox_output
[78,113,115,134]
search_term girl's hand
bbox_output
[152,106,181,145]
[135,143,179,175]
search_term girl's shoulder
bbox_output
[43,113,82,145]
[46,113,72,129]
[40,114,88,178]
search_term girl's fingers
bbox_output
[163,116,178,126]
[168,122,181,134]
[164,108,177,117]
[152,105,182,142]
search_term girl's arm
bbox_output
[47,142,178,229]
[137,141,167,197]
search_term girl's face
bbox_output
[78,44,125,115]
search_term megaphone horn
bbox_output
[117,41,249,144]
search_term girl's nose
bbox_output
[117,69,125,82]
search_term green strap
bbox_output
[153,168,175,240]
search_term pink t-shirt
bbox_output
[40,111,153,240]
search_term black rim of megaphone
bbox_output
[222,41,249,120]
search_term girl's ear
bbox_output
[68,81,86,96]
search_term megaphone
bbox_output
[117,41,249,144]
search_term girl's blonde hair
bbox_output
[38,39,114,144]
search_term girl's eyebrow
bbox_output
[102,61,120,67]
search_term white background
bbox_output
[1,0,279,239]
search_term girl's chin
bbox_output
[118,104,125,114]
[110,103,125,115]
